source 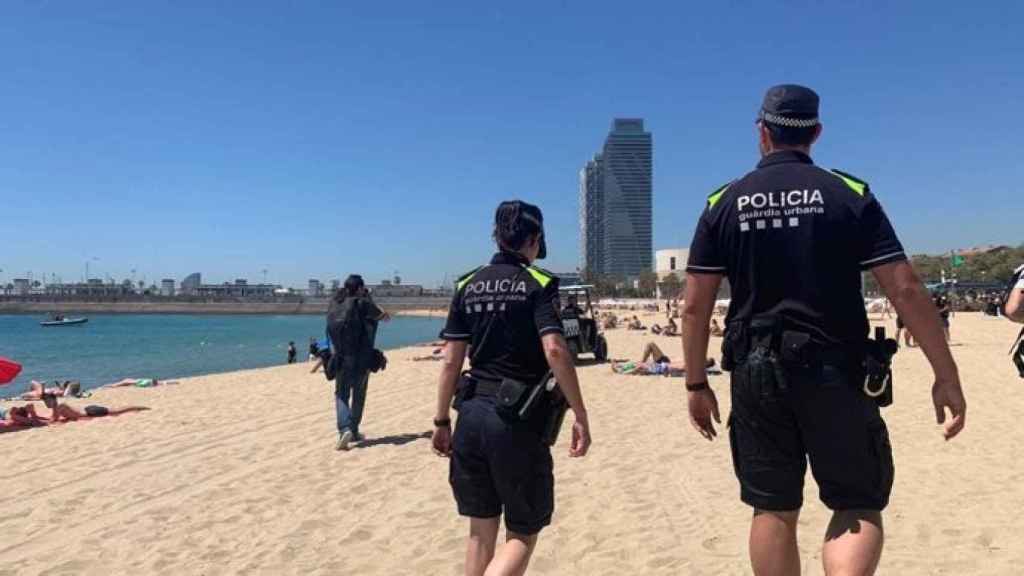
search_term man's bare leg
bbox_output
[465,517,500,576]
[642,342,663,363]
[822,510,883,576]
[484,531,538,576]
[750,509,801,576]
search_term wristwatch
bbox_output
[685,381,709,392]
[433,417,451,428]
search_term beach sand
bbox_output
[1,312,1021,575]
[395,307,448,318]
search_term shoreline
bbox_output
[0,323,446,401]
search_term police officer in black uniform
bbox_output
[681,85,966,575]
[432,200,591,576]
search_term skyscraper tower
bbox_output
[579,119,653,280]
[579,153,605,276]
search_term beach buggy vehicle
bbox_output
[559,285,608,364]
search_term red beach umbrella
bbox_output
[0,357,22,385]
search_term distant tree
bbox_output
[638,271,658,298]
[589,274,622,298]
[660,274,683,300]
[911,245,1024,285]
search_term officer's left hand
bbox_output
[688,388,721,441]
[432,425,452,457]
[569,413,591,457]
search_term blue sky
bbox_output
[1,2,1021,288]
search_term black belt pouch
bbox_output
[496,377,530,421]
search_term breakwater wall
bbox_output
[0,297,449,316]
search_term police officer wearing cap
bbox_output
[432,200,591,576]
[682,85,967,575]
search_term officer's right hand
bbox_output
[688,388,721,441]
[932,376,966,441]
[432,425,452,457]
[570,412,591,457]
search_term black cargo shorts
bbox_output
[450,395,554,535]
[728,363,894,512]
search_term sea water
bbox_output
[0,314,444,395]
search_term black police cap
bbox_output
[759,84,820,128]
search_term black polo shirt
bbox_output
[442,252,563,384]
[687,150,906,346]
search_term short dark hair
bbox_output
[762,121,817,147]
[334,274,365,302]
[493,201,542,252]
[343,275,364,295]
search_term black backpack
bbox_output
[325,297,387,378]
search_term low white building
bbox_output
[655,248,689,299]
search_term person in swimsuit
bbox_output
[104,378,161,388]
[20,381,62,400]
[42,394,149,422]
[0,405,45,426]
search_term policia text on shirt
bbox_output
[431,200,591,576]
[682,84,966,576]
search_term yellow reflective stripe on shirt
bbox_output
[831,170,866,196]
[526,267,552,288]
[456,269,481,291]
[707,183,730,208]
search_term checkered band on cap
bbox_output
[760,111,819,128]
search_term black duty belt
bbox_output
[814,345,859,368]
[465,375,502,397]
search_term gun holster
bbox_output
[452,372,476,411]
[863,329,899,407]
[724,314,791,396]
[490,372,569,446]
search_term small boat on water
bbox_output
[40,316,89,327]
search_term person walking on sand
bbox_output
[934,292,953,342]
[431,200,591,576]
[682,84,966,576]
[326,274,389,450]
[1005,264,1024,323]
[287,341,297,364]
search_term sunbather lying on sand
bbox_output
[610,342,718,377]
[103,378,165,388]
[651,319,680,337]
[0,404,46,426]
[42,394,149,423]
[20,380,85,399]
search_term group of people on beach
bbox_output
[415,86,991,576]
[1,377,159,432]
